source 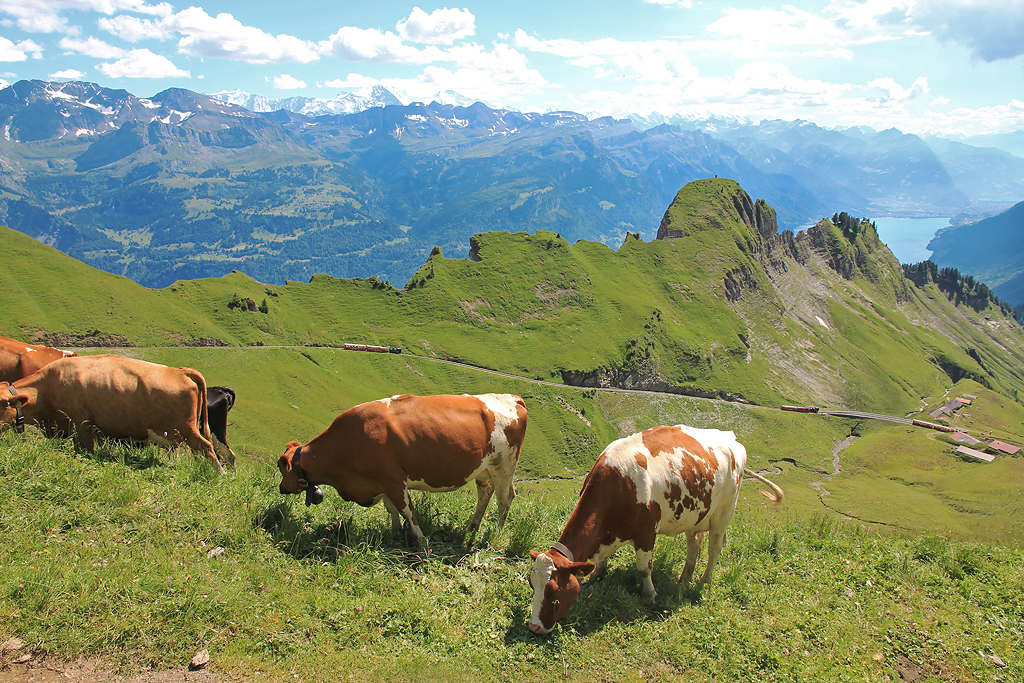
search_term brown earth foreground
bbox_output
[0,659,221,683]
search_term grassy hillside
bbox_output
[3,171,1024,680]
[4,179,1024,416]
[0,225,242,346]
[2,433,1022,682]
[6,344,1016,546]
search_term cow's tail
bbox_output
[181,368,212,443]
[743,468,784,504]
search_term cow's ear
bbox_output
[571,562,596,578]
[529,551,540,560]
[12,395,28,406]
[277,453,290,470]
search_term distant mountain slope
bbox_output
[1,80,1022,289]
[0,225,241,345]
[3,179,1022,415]
[927,200,1024,307]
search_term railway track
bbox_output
[81,344,937,427]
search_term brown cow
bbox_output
[0,336,78,383]
[277,393,528,545]
[527,425,782,634]
[0,354,224,473]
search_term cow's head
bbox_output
[0,383,29,434]
[527,550,596,634]
[277,441,324,506]
[277,441,305,494]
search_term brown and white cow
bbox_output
[0,354,224,473]
[528,425,782,634]
[277,393,528,545]
[0,336,78,384]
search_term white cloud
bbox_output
[97,46,187,77]
[318,25,442,64]
[167,7,319,63]
[941,99,1024,135]
[644,0,693,7]
[709,5,851,46]
[371,43,546,107]
[0,0,171,34]
[867,75,929,101]
[930,96,950,106]
[48,67,83,79]
[514,30,697,84]
[907,0,1024,61]
[271,73,305,89]
[98,14,170,41]
[0,35,43,60]
[569,58,855,124]
[396,7,474,45]
[60,35,123,58]
[825,0,915,32]
[322,73,380,89]
[824,0,1024,61]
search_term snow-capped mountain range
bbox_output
[206,85,483,117]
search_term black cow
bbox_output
[207,386,236,465]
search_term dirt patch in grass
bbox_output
[1,658,220,683]
[895,654,958,682]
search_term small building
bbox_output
[929,398,965,418]
[951,431,981,445]
[957,446,995,462]
[988,440,1021,455]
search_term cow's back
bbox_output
[0,348,22,384]
[598,425,745,537]
[0,337,75,383]
[322,393,523,490]
[34,355,203,440]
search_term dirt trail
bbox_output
[0,659,219,683]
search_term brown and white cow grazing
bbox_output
[277,393,528,545]
[0,336,78,384]
[528,425,782,634]
[0,354,224,473]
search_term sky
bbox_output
[1,0,1023,137]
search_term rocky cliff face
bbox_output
[586,176,1018,407]
[656,180,910,306]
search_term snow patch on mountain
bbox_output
[208,85,404,116]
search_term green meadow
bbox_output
[2,346,1023,681]
[2,425,1022,682]
[2,178,1024,679]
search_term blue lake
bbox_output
[871,217,951,264]
[788,216,951,264]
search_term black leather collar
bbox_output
[291,445,309,488]
[7,385,25,434]
[291,445,323,507]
